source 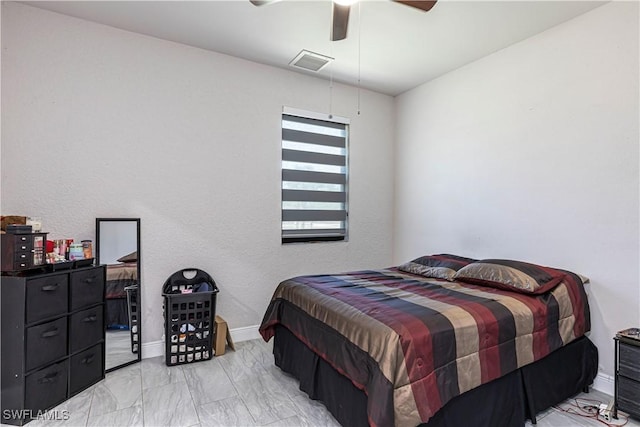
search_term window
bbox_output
[281,108,349,243]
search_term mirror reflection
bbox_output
[96,218,141,372]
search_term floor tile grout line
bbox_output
[141,358,188,391]
[84,384,96,427]
[262,349,306,425]
[181,363,206,427]
[137,363,145,427]
[230,392,258,425]
[226,344,301,426]
[182,356,251,425]
[226,354,263,426]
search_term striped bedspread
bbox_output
[259,268,590,427]
[106,263,138,299]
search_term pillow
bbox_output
[398,254,476,281]
[117,251,137,263]
[453,259,568,294]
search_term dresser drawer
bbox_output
[14,249,33,263]
[69,343,103,395]
[13,238,33,252]
[26,275,69,324]
[70,268,104,311]
[12,259,32,270]
[12,234,32,244]
[25,317,67,371]
[25,361,68,413]
[69,306,103,352]
[619,342,640,382]
[618,375,640,417]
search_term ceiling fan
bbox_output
[250,0,438,41]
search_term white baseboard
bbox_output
[141,340,164,360]
[230,324,262,342]
[140,324,261,360]
[592,371,615,396]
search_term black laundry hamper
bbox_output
[162,268,219,366]
[125,284,139,354]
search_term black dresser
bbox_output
[1,265,106,425]
[614,332,640,420]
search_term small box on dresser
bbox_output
[614,328,640,421]
[1,233,48,272]
[1,265,106,425]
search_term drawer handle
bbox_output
[82,315,98,323]
[41,284,59,292]
[19,254,27,259]
[41,328,59,338]
[81,355,95,365]
[20,245,28,250]
[37,371,60,384]
[84,277,95,284]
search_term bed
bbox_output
[105,262,138,329]
[259,255,598,427]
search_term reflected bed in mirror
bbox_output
[96,218,141,373]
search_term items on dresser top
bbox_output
[0,215,93,271]
[617,327,640,341]
[1,215,27,230]
[1,233,95,273]
[0,265,106,426]
[1,216,41,233]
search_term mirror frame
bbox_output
[96,217,142,373]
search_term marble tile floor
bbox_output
[8,338,640,427]
[105,330,138,371]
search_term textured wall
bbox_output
[1,3,396,343]
[394,2,639,379]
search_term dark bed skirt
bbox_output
[106,298,129,329]
[272,325,598,427]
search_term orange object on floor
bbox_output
[214,315,235,356]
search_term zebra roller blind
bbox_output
[282,111,348,243]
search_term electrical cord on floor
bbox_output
[552,398,629,427]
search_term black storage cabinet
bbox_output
[1,266,105,425]
[162,269,219,366]
[614,335,640,420]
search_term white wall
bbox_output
[1,3,396,343]
[394,1,639,380]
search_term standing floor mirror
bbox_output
[96,218,141,372]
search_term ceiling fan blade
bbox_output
[394,0,437,12]
[331,2,350,41]
[250,0,281,6]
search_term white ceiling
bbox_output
[23,0,606,96]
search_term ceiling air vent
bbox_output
[289,50,334,72]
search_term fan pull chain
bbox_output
[357,1,361,116]
[329,38,334,119]
[329,68,334,119]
